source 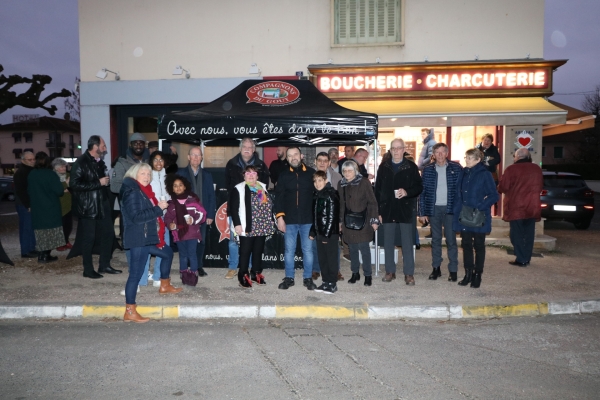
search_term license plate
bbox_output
[554,205,576,211]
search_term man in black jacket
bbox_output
[375,138,423,285]
[14,151,37,258]
[274,147,317,290]
[268,146,288,187]
[224,138,270,279]
[70,135,121,279]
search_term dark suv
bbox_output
[541,172,594,229]
[0,177,15,202]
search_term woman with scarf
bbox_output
[338,161,379,287]
[164,174,206,286]
[51,158,73,251]
[452,148,499,289]
[138,151,171,288]
[228,165,274,288]
[120,163,182,323]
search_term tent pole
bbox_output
[373,138,379,277]
[158,139,164,151]
[201,140,205,168]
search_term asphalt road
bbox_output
[1,315,599,399]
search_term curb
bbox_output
[1,300,599,320]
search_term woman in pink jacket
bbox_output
[164,175,206,285]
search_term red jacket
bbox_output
[497,160,543,221]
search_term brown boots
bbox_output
[159,278,183,295]
[123,304,150,323]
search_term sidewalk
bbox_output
[1,232,599,320]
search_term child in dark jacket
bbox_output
[164,175,206,284]
[309,171,340,294]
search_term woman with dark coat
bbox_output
[120,163,182,323]
[338,161,379,286]
[476,133,501,182]
[28,152,65,263]
[452,148,499,288]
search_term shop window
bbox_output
[23,132,33,142]
[553,146,563,159]
[333,0,403,46]
[542,146,546,157]
[12,132,22,143]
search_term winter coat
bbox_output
[150,169,170,202]
[70,151,111,220]
[497,159,543,222]
[309,183,340,238]
[225,152,270,191]
[228,181,272,234]
[339,175,378,244]
[476,142,501,174]
[177,166,216,220]
[452,162,499,234]
[110,147,149,194]
[268,158,289,186]
[164,195,207,242]
[274,163,316,225]
[13,163,33,208]
[418,128,436,170]
[120,177,163,249]
[419,160,463,217]
[375,158,423,224]
[28,168,64,230]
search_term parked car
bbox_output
[540,171,595,230]
[0,177,15,202]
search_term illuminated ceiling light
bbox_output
[172,65,191,79]
[390,118,397,121]
[96,68,120,80]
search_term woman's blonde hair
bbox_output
[124,163,152,180]
[465,148,483,161]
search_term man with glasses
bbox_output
[418,143,462,282]
[14,151,37,258]
[375,138,423,285]
[224,138,270,279]
[177,146,216,276]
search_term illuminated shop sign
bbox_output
[318,70,548,93]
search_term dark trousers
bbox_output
[460,231,486,274]
[16,204,36,255]
[316,234,339,284]
[349,241,372,276]
[510,218,536,264]
[79,216,115,273]
[62,211,73,244]
[430,206,458,272]
[178,239,198,272]
[383,222,414,275]
[125,244,174,304]
[196,222,207,268]
[238,236,265,279]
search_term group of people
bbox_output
[13,130,543,323]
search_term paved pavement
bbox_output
[1,197,599,321]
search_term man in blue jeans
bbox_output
[274,147,317,290]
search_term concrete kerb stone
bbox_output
[1,300,599,320]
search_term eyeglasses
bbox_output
[153,159,164,163]
[244,171,258,176]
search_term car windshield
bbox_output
[543,176,586,189]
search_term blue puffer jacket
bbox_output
[120,177,164,249]
[452,162,499,234]
[419,160,462,217]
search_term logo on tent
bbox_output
[246,81,300,106]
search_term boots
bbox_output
[428,267,441,280]
[470,273,482,288]
[348,272,360,284]
[458,268,472,286]
[363,276,372,286]
[159,278,183,294]
[123,304,150,323]
[38,250,58,264]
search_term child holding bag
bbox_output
[164,174,206,286]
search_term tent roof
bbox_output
[158,80,378,146]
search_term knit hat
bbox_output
[129,132,146,143]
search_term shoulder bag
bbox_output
[458,205,485,228]
[343,186,367,230]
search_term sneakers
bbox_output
[148,273,154,282]
[239,274,252,289]
[314,282,337,294]
[225,270,237,279]
[152,280,161,287]
[252,272,266,285]
[56,245,69,252]
[303,278,317,290]
[278,277,295,290]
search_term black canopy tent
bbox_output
[157,80,378,146]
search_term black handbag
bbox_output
[458,205,485,228]
[343,186,367,230]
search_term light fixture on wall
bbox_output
[328,58,333,64]
[376,57,381,64]
[249,63,260,75]
[173,65,191,79]
[96,68,120,80]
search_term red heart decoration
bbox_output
[518,137,531,146]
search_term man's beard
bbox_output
[132,148,144,156]
[290,160,301,168]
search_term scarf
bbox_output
[187,164,203,204]
[172,189,195,238]
[339,173,363,187]
[237,153,256,170]
[56,171,68,183]
[138,181,166,248]
[246,182,268,204]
